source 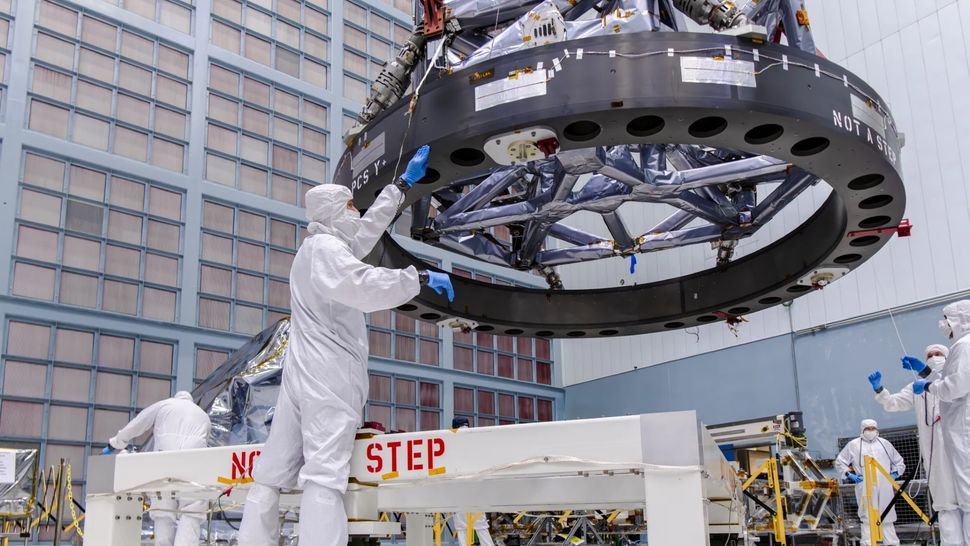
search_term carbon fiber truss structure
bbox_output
[333,0,908,338]
[428,146,805,274]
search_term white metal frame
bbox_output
[83,411,740,545]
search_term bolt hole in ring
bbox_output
[688,117,728,138]
[563,120,602,141]
[450,148,486,167]
[744,124,784,145]
[627,115,665,137]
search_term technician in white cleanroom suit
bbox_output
[450,417,495,546]
[835,419,906,546]
[104,391,211,546]
[237,146,455,546]
[869,344,962,545]
[907,299,970,544]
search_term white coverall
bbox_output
[875,344,963,545]
[453,513,495,546]
[835,423,906,546]
[931,300,970,544]
[108,391,211,546]
[237,184,421,546]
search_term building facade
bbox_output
[0,0,564,536]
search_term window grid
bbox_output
[194,346,231,383]
[198,199,302,335]
[205,62,329,205]
[341,1,411,104]
[366,310,440,366]
[371,0,411,19]
[453,384,554,427]
[30,2,192,172]
[0,3,15,114]
[99,0,193,34]
[0,319,177,497]
[365,372,441,432]
[13,151,185,321]
[209,0,329,87]
[451,267,553,385]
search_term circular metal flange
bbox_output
[334,31,905,338]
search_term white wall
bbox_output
[560,0,970,385]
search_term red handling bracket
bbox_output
[847,218,912,239]
[537,137,560,157]
[712,311,748,326]
[421,0,446,37]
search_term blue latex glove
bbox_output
[891,471,899,479]
[426,271,454,302]
[901,355,927,374]
[913,379,930,395]
[846,472,863,484]
[401,145,430,186]
[868,371,882,391]
[101,446,114,455]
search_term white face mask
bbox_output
[940,318,954,339]
[332,208,361,241]
[862,430,878,442]
[928,356,946,370]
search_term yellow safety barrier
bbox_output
[863,454,882,544]
[30,465,61,530]
[741,458,786,545]
[464,512,484,546]
[433,513,444,546]
[64,463,83,538]
[863,455,931,544]
[23,460,86,542]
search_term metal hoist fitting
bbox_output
[672,0,744,30]
[344,30,428,146]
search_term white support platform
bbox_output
[84,411,739,546]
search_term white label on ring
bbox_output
[474,70,548,111]
[851,94,887,139]
[351,132,385,177]
[680,57,756,88]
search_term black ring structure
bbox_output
[334,32,905,338]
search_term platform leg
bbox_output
[82,493,142,546]
[645,469,709,546]
[405,513,434,546]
